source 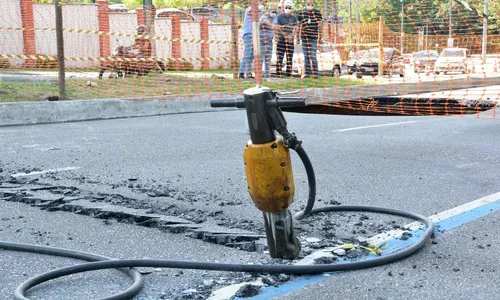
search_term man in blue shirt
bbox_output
[238,4,264,79]
[297,0,323,78]
[273,0,297,77]
[259,4,278,79]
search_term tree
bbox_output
[359,0,499,34]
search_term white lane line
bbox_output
[205,191,500,299]
[335,121,420,132]
[11,167,81,178]
[296,191,500,265]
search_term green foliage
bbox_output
[360,0,499,34]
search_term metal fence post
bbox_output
[55,0,66,100]
[231,4,239,79]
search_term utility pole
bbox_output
[482,0,488,64]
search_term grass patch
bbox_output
[0,81,75,102]
[0,73,364,102]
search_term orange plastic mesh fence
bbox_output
[0,0,499,118]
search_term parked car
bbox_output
[156,8,196,21]
[347,50,369,75]
[356,48,405,78]
[108,4,128,13]
[434,48,471,75]
[412,50,438,73]
[270,41,346,77]
[190,7,220,19]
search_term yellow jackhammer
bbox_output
[211,86,314,259]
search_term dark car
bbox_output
[356,48,404,78]
[190,7,220,19]
[412,50,438,73]
[347,50,369,75]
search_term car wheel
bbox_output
[356,73,362,79]
[333,67,341,78]
[434,71,439,75]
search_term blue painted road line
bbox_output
[238,199,500,300]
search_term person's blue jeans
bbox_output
[302,38,318,76]
[239,34,254,76]
[260,37,273,78]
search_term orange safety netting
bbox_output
[0,0,498,118]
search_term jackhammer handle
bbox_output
[271,97,307,107]
[210,97,245,108]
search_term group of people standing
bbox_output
[238,0,323,79]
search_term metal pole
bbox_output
[378,17,383,77]
[231,4,239,79]
[482,0,488,64]
[55,0,66,100]
[400,0,404,54]
[356,0,360,52]
[425,21,428,50]
[251,0,262,86]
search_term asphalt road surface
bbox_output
[1,107,499,300]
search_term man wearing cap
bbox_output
[297,0,322,78]
[273,0,297,77]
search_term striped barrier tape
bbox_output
[0,26,237,45]
[0,54,238,62]
[1,27,379,48]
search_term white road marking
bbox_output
[457,162,481,168]
[335,121,420,132]
[11,167,81,178]
[296,191,500,265]
[208,191,500,299]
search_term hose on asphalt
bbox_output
[0,145,435,300]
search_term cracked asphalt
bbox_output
[1,108,499,299]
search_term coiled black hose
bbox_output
[0,145,434,300]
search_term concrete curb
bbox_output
[0,94,239,127]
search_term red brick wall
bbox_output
[20,0,36,67]
[200,18,209,70]
[97,0,110,68]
